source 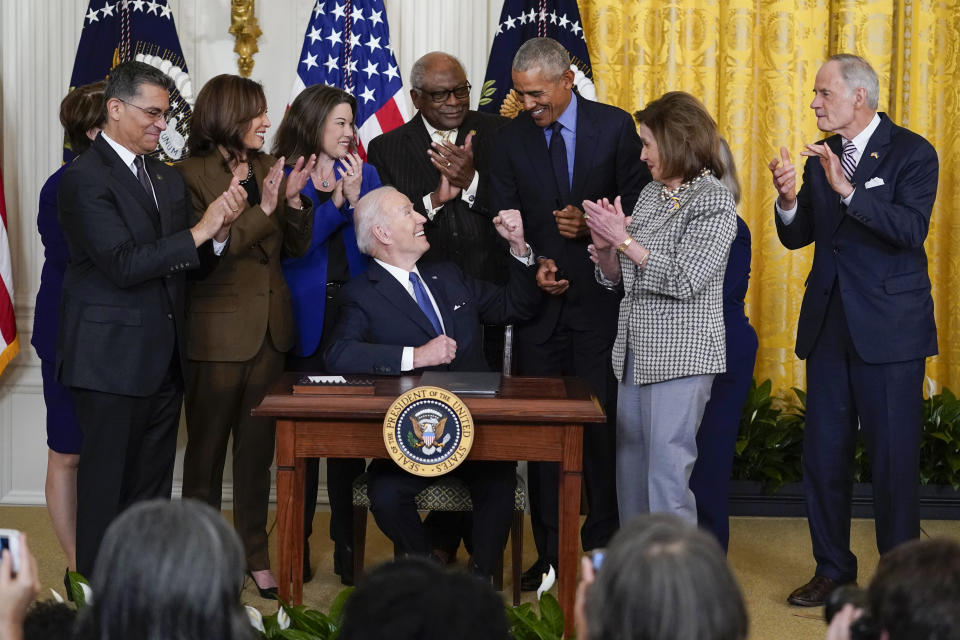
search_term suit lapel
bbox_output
[519,114,559,204]
[402,113,439,182]
[368,263,439,339]
[95,136,161,233]
[853,114,892,189]
[148,158,173,234]
[571,94,598,201]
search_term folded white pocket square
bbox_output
[864,177,885,189]
[453,303,465,311]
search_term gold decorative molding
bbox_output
[229,0,261,77]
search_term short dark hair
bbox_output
[60,80,107,154]
[272,84,356,163]
[339,558,510,640]
[585,514,748,640]
[75,499,255,640]
[22,600,76,640]
[868,537,960,639]
[189,74,268,164]
[512,37,570,80]
[634,91,725,183]
[104,60,173,101]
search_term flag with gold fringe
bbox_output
[0,169,18,376]
[68,0,194,162]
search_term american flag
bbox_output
[0,169,18,377]
[289,0,409,155]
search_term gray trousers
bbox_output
[616,353,714,525]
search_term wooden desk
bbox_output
[253,373,606,637]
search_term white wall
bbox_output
[0,0,504,505]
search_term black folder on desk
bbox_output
[419,371,502,396]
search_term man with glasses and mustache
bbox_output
[56,61,246,577]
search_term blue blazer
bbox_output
[776,113,938,364]
[32,164,70,362]
[281,161,381,357]
[325,258,540,375]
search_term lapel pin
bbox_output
[870,152,879,159]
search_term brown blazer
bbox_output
[176,152,313,361]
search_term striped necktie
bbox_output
[841,140,857,182]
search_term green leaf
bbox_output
[538,593,565,637]
[328,586,354,625]
[279,629,323,640]
[478,97,491,106]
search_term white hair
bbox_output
[354,186,402,256]
[829,54,879,110]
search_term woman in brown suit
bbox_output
[176,74,316,598]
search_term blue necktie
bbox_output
[409,272,443,336]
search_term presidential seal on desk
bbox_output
[383,386,474,477]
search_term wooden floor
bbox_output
[2,505,958,640]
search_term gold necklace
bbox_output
[659,168,711,209]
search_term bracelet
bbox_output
[617,236,634,253]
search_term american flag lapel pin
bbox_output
[870,152,879,159]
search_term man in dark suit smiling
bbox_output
[57,61,242,577]
[324,185,541,579]
[769,53,939,607]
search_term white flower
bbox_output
[536,564,556,600]
[245,605,265,633]
[78,582,94,605]
[50,588,65,603]
[277,606,291,630]
[570,64,597,101]
[925,375,936,399]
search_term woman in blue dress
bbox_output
[272,85,381,583]
[33,81,106,573]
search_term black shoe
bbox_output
[333,542,354,586]
[303,540,313,583]
[247,571,278,600]
[520,558,554,592]
[63,568,74,603]
[787,575,851,607]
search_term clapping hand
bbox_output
[335,152,364,207]
[428,132,476,190]
[554,204,588,239]
[283,154,317,210]
[768,146,797,208]
[800,142,854,198]
[583,196,627,249]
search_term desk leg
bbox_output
[275,420,306,604]
[558,424,584,638]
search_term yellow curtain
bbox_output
[581,0,960,398]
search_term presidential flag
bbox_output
[290,0,409,156]
[0,169,18,377]
[479,0,596,117]
[68,0,194,162]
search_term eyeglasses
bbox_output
[119,99,171,122]
[415,83,471,104]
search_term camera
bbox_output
[0,529,21,575]
[825,585,879,640]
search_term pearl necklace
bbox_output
[659,168,712,209]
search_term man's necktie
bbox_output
[133,155,157,203]
[409,272,443,336]
[549,121,570,205]
[841,140,857,182]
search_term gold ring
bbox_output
[583,213,590,220]
[446,161,451,167]
[348,171,355,176]
[231,208,239,213]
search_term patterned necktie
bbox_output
[409,272,443,335]
[841,140,857,182]
[133,155,156,203]
[548,121,570,205]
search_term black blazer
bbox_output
[489,93,650,342]
[324,257,540,375]
[56,134,213,396]
[367,111,510,283]
[776,113,939,363]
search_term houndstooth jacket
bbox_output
[598,174,737,385]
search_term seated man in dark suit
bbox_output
[325,185,541,579]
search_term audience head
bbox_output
[103,60,174,155]
[75,499,254,640]
[60,81,107,156]
[717,138,741,205]
[511,37,574,128]
[583,514,748,640]
[354,186,428,266]
[812,54,878,137]
[272,84,357,163]
[22,600,76,640]
[189,74,269,164]
[634,91,724,186]
[339,557,509,640]
[866,537,960,640]
[409,52,470,131]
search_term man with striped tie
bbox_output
[769,54,939,607]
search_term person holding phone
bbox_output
[272,84,381,584]
[176,74,315,599]
[0,532,40,640]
